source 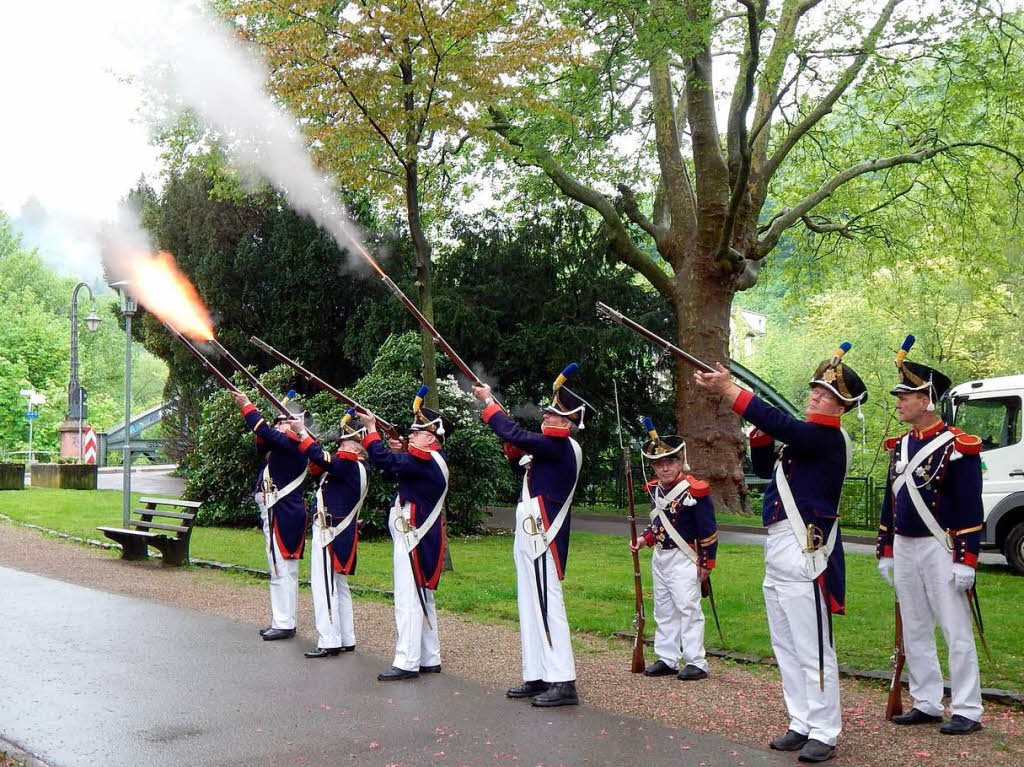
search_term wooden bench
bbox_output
[98,497,201,566]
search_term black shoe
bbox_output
[769,730,809,751]
[304,647,342,658]
[643,660,677,677]
[797,739,836,763]
[419,665,441,673]
[506,680,549,698]
[339,645,356,653]
[939,715,983,735]
[677,664,709,680]
[258,626,273,636]
[891,708,943,726]
[377,666,419,681]
[261,628,296,641]
[531,681,579,707]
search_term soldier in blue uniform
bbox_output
[629,420,718,680]
[294,409,369,658]
[358,386,451,681]
[473,364,592,708]
[694,342,867,764]
[231,390,310,641]
[875,335,984,734]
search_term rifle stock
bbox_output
[624,446,646,673]
[249,336,403,444]
[885,600,906,720]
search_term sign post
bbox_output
[19,389,46,465]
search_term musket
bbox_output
[596,302,717,373]
[614,381,646,673]
[968,586,992,662]
[164,323,241,394]
[207,339,290,416]
[249,335,403,444]
[885,599,906,720]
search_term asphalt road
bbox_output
[95,468,186,497]
[0,565,788,767]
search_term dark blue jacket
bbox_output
[482,403,582,579]
[362,432,448,590]
[875,421,983,567]
[301,438,367,575]
[737,391,847,614]
[641,477,718,569]
[241,404,308,559]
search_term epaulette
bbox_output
[685,476,710,497]
[953,432,982,456]
[883,432,907,452]
[644,478,659,491]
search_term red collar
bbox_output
[806,412,841,429]
[408,443,441,461]
[333,449,361,462]
[912,419,946,440]
[541,424,571,438]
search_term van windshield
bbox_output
[953,396,1022,452]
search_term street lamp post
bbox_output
[111,281,137,528]
[67,282,102,461]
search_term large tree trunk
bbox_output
[673,249,748,513]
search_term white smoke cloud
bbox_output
[1,0,375,285]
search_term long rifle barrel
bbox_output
[596,302,716,373]
[164,323,240,394]
[378,272,483,386]
[249,335,402,442]
[208,339,289,416]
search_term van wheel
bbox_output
[1004,521,1024,575]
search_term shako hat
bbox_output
[321,407,368,443]
[543,363,595,429]
[641,417,690,471]
[273,390,311,427]
[890,334,951,401]
[809,342,868,411]
[409,385,453,443]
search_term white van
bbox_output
[947,374,1024,574]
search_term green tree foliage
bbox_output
[0,214,167,457]
[181,334,514,533]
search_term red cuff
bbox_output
[298,435,316,453]
[732,389,754,416]
[503,443,525,461]
[482,402,503,423]
[879,545,893,558]
[308,463,324,477]
[749,428,773,447]
[643,531,655,547]
[241,403,257,416]
[361,431,381,449]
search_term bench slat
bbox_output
[97,526,159,539]
[132,508,195,521]
[129,520,190,534]
[138,497,202,509]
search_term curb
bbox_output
[0,735,53,767]
[613,631,1024,708]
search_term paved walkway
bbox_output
[0,565,788,767]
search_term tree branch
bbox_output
[762,0,904,182]
[618,183,668,244]
[649,59,697,239]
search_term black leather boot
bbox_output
[377,666,419,681]
[419,665,441,673]
[677,664,709,680]
[891,708,943,726]
[769,730,809,751]
[531,681,579,707]
[258,626,273,636]
[304,647,342,658]
[261,628,296,641]
[797,739,836,763]
[506,680,549,698]
[643,660,676,677]
[939,715,982,735]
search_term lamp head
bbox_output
[84,306,101,332]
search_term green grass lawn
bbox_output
[2,487,1021,690]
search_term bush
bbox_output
[181,334,516,533]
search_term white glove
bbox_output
[952,562,975,592]
[878,557,895,587]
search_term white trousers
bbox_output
[310,525,355,649]
[763,522,842,745]
[260,502,298,630]
[389,505,441,672]
[894,535,983,721]
[514,502,576,682]
[652,547,707,671]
